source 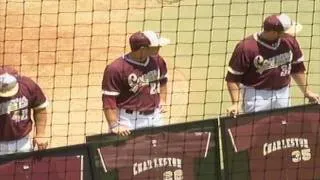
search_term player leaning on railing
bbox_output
[102,31,170,136]
[0,66,49,155]
[225,14,320,117]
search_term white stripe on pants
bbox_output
[118,108,163,130]
[242,86,291,113]
[0,135,33,155]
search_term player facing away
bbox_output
[102,31,170,136]
[0,66,49,155]
[225,14,320,117]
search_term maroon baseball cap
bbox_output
[129,31,170,51]
[0,66,19,97]
[263,14,302,35]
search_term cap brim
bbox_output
[285,22,303,35]
[150,37,171,47]
[0,83,19,97]
[159,37,170,46]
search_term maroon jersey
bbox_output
[0,76,47,141]
[102,54,168,111]
[0,155,83,180]
[98,132,213,180]
[226,33,305,90]
[228,110,320,180]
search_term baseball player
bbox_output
[97,131,213,180]
[225,14,320,117]
[0,66,49,155]
[102,31,170,136]
[227,105,320,179]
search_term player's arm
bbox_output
[159,83,167,113]
[160,84,167,104]
[33,107,49,150]
[102,66,131,136]
[30,79,50,150]
[227,82,241,105]
[292,73,320,104]
[158,56,168,113]
[103,107,130,136]
[103,108,119,128]
[289,38,320,104]
[225,43,249,117]
[226,82,242,118]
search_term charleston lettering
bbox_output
[254,51,293,74]
[263,138,309,156]
[133,157,182,176]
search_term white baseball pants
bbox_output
[118,108,163,130]
[0,135,33,155]
[242,85,291,113]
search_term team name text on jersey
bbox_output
[254,51,293,74]
[128,69,160,93]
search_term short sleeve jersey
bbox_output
[228,110,320,180]
[98,132,213,180]
[0,76,48,141]
[102,54,168,111]
[226,33,305,90]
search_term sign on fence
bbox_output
[221,104,320,180]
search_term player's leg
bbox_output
[119,109,153,130]
[0,141,9,155]
[273,86,291,109]
[150,108,164,127]
[243,86,273,113]
[135,109,163,129]
[118,109,135,130]
[1,135,33,155]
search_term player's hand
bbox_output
[305,91,320,104]
[33,136,49,151]
[111,124,131,136]
[227,103,241,118]
[159,104,167,113]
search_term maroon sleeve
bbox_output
[288,37,306,74]
[102,65,122,109]
[225,42,251,82]
[24,77,47,109]
[102,65,122,94]
[158,56,168,85]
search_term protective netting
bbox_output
[0,0,319,148]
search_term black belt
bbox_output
[125,109,155,115]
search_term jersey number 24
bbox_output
[150,82,160,95]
